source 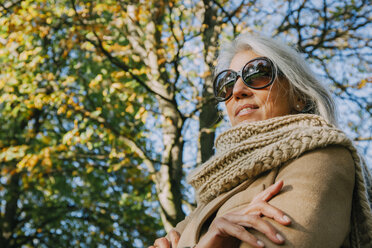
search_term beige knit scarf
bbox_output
[188,114,372,247]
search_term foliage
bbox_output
[0,0,371,247]
[0,0,161,247]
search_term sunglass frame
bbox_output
[213,57,279,102]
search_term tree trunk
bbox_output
[156,98,185,231]
[143,1,186,231]
[198,1,221,164]
[0,172,20,248]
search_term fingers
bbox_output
[252,201,291,225]
[227,223,265,247]
[165,181,289,248]
[223,214,285,245]
[252,180,283,203]
[210,217,265,247]
[151,230,179,248]
[153,237,170,248]
[169,229,180,248]
[242,180,291,227]
[206,180,290,246]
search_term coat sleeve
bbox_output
[172,215,192,235]
[240,145,355,248]
[166,208,197,239]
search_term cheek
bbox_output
[263,84,292,116]
[252,87,274,109]
[270,88,291,114]
[225,101,234,121]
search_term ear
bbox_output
[293,95,307,113]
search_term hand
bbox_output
[148,229,180,248]
[196,180,291,248]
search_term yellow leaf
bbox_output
[125,104,134,114]
[128,93,137,101]
[66,109,73,118]
[42,157,52,167]
[141,111,148,122]
[87,166,94,174]
[132,54,141,62]
[17,154,39,170]
[358,79,366,89]
[135,106,146,120]
[57,105,67,115]
[201,71,211,78]
[111,82,123,90]
[357,77,371,89]
[113,163,121,171]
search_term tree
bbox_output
[0,0,370,247]
[0,0,161,247]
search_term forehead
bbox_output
[229,50,262,70]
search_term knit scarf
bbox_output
[187,114,372,247]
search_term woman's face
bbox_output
[225,50,293,126]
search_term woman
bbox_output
[150,34,372,248]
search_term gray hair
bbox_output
[216,33,337,125]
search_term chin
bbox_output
[232,117,262,126]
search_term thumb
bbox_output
[169,229,180,247]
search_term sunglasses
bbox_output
[213,57,280,102]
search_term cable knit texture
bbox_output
[187,114,372,247]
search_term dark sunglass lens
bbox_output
[215,71,236,100]
[242,59,273,88]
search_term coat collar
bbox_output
[178,179,254,246]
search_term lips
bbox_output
[235,103,259,116]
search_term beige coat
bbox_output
[174,145,355,248]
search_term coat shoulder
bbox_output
[284,145,355,182]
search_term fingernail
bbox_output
[282,215,291,222]
[276,233,284,242]
[257,240,265,247]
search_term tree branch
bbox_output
[69,0,173,104]
[0,0,23,15]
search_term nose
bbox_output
[232,76,253,99]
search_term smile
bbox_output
[235,104,259,116]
